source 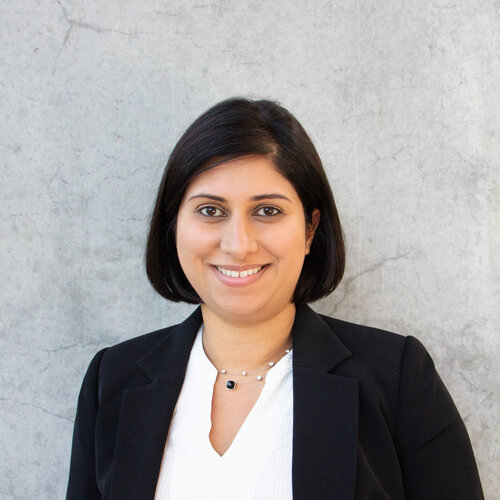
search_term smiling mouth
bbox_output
[215,265,267,278]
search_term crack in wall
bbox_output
[335,251,413,308]
[1,398,73,423]
[351,0,362,322]
[52,0,148,75]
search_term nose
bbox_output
[219,213,258,259]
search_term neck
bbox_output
[200,303,296,372]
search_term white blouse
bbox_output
[154,325,294,500]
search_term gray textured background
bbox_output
[1,1,498,498]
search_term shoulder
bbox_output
[89,322,184,394]
[310,314,483,495]
[319,313,406,353]
[318,311,437,368]
[319,312,437,375]
[316,311,442,420]
[86,307,203,391]
[319,310,440,380]
[102,324,176,365]
[317,312,415,378]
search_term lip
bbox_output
[211,264,268,271]
[211,264,269,287]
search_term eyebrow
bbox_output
[187,193,292,203]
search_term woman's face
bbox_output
[175,155,319,324]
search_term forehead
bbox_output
[183,156,299,199]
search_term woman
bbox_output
[66,98,484,499]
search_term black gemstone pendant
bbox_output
[226,380,236,390]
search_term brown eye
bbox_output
[256,206,281,216]
[199,206,224,217]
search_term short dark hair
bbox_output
[145,97,345,307]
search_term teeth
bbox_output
[217,266,263,278]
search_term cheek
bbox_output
[263,221,307,258]
[176,217,216,262]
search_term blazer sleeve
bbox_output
[394,335,484,500]
[66,348,107,500]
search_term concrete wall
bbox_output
[1,1,498,497]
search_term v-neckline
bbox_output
[191,325,293,460]
[207,378,269,459]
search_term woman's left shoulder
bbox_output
[312,315,484,498]
[318,311,468,451]
[318,312,410,364]
[319,312,441,374]
[316,312,441,396]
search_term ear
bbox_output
[305,209,320,255]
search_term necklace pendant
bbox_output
[226,380,236,390]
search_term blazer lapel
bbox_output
[292,305,358,500]
[109,308,202,499]
[109,305,358,500]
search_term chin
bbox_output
[208,297,276,322]
[205,296,291,324]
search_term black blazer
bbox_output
[66,305,484,499]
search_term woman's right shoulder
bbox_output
[84,307,203,389]
[84,322,181,392]
[104,323,177,361]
